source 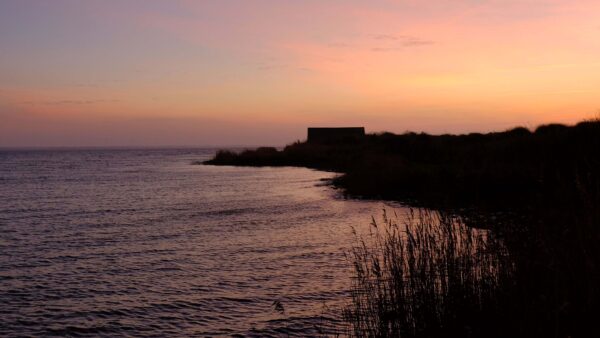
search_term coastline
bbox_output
[203,119,599,210]
[202,120,600,336]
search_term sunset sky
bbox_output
[1,0,599,147]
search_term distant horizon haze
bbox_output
[1,117,593,149]
[1,1,599,147]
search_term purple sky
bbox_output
[1,0,599,146]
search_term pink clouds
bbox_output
[1,0,599,146]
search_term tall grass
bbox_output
[344,202,600,337]
[344,209,513,338]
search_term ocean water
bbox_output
[0,148,400,337]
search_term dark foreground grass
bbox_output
[344,209,513,338]
[343,204,599,338]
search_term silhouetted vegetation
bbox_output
[205,119,600,210]
[344,209,513,337]
[344,203,599,337]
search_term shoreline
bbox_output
[203,119,599,211]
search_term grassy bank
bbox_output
[204,119,599,210]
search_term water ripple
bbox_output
[0,148,397,336]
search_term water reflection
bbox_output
[0,149,401,336]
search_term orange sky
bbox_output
[1,0,599,146]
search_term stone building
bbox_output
[307,127,365,143]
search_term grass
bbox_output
[343,201,599,337]
[343,209,513,338]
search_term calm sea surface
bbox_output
[0,148,401,337]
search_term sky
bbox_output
[1,0,599,147]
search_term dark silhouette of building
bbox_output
[307,127,365,144]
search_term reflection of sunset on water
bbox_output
[0,149,398,335]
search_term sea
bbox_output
[0,148,402,337]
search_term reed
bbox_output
[343,200,600,337]
[343,209,513,338]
